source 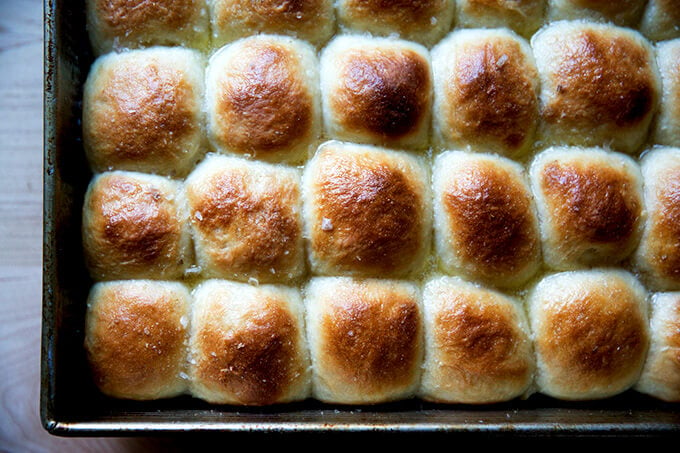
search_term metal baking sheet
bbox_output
[40,0,680,437]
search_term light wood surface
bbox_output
[0,1,180,450]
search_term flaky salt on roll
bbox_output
[420,276,535,404]
[183,154,305,284]
[336,0,455,46]
[82,47,206,177]
[84,280,192,400]
[188,280,311,406]
[302,141,431,279]
[433,151,541,289]
[320,35,433,150]
[210,0,335,48]
[528,269,649,401]
[639,0,680,41]
[529,147,645,271]
[652,39,680,147]
[305,277,423,404]
[456,0,545,38]
[635,292,680,403]
[82,171,193,281]
[431,28,540,158]
[206,34,321,164]
[531,20,660,154]
[86,0,209,55]
[634,147,680,291]
[546,0,647,27]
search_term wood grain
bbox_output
[0,1,182,450]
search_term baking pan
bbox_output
[41,0,680,437]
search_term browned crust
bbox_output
[186,165,301,278]
[646,170,680,282]
[538,285,648,386]
[319,282,421,393]
[84,57,199,168]
[340,0,450,35]
[442,160,539,280]
[330,47,431,141]
[193,295,301,406]
[85,283,187,398]
[442,37,538,153]
[309,147,425,276]
[213,41,313,156]
[215,0,329,33]
[540,160,641,247]
[83,173,184,278]
[433,291,531,383]
[541,29,657,131]
[94,0,200,36]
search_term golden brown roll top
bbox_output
[420,276,535,404]
[320,35,433,150]
[86,0,210,55]
[305,277,423,404]
[456,0,546,38]
[82,47,206,177]
[302,141,431,278]
[634,147,680,291]
[433,151,541,289]
[206,34,321,164]
[635,291,680,402]
[188,280,311,405]
[531,20,660,154]
[529,147,644,270]
[528,269,649,401]
[210,0,335,48]
[546,0,647,27]
[432,28,540,158]
[82,171,193,281]
[84,280,192,400]
[652,39,680,147]
[336,0,455,46]
[639,0,680,41]
[183,154,305,284]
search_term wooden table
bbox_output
[0,1,184,450]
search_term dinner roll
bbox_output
[634,147,680,291]
[210,0,335,48]
[82,47,206,177]
[86,0,209,55]
[82,171,193,281]
[189,280,311,405]
[531,20,660,154]
[639,0,680,42]
[546,0,647,27]
[84,280,191,400]
[302,141,431,278]
[336,0,455,47]
[184,154,305,284]
[635,292,680,402]
[420,276,535,404]
[431,28,540,158]
[305,277,423,404]
[528,269,649,401]
[456,0,546,38]
[206,35,321,164]
[433,151,541,289]
[652,39,680,147]
[529,147,644,271]
[320,35,432,150]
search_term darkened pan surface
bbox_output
[41,0,680,437]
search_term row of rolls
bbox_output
[83,21,680,176]
[85,0,679,56]
[81,2,680,407]
[82,140,680,405]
